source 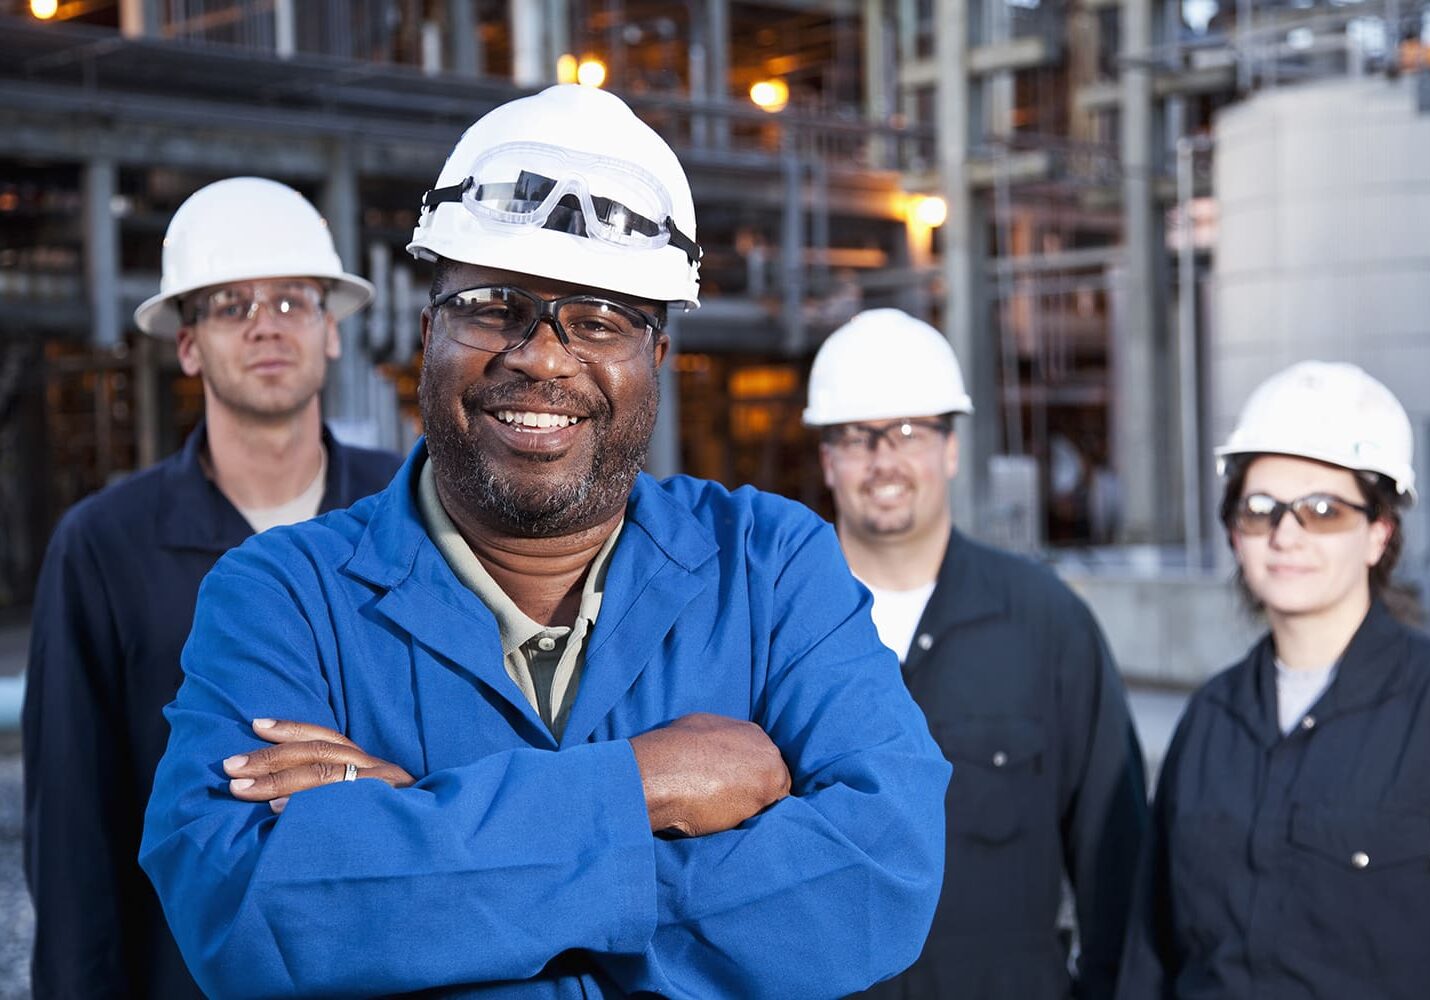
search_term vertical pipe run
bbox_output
[1176,136,1205,566]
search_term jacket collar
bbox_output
[1212,599,1412,744]
[900,528,1008,674]
[347,443,720,747]
[156,420,364,552]
[155,421,253,552]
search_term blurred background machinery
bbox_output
[2,0,1428,671]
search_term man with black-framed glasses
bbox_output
[140,85,947,999]
[23,176,400,999]
[804,308,1148,1000]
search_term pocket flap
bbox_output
[938,715,1046,772]
[1290,804,1430,869]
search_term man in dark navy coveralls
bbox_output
[805,309,1149,999]
[22,177,400,999]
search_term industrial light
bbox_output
[576,56,607,88]
[556,53,579,84]
[909,194,948,228]
[749,79,789,113]
[30,0,59,18]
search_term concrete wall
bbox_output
[1211,76,1430,588]
[1058,569,1264,687]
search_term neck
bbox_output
[203,397,325,510]
[1267,590,1372,670]
[837,511,951,590]
[436,478,622,626]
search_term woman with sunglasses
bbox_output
[1116,360,1429,1000]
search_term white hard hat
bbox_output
[1216,360,1416,503]
[803,308,973,426]
[408,84,701,309]
[135,177,373,338]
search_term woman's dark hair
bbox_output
[1219,455,1421,623]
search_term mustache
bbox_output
[461,379,609,419]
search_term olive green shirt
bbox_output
[417,459,620,739]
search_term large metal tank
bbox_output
[1211,75,1430,583]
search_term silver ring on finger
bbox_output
[342,762,359,782]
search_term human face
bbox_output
[1231,454,1391,622]
[419,262,669,538]
[176,277,339,423]
[820,416,958,544]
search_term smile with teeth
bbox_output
[868,482,910,501]
[495,409,582,430]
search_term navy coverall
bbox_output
[859,529,1148,1000]
[1117,599,1430,999]
[22,423,398,999]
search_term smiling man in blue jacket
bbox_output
[140,84,949,999]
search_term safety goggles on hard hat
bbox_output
[420,142,701,266]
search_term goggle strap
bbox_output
[421,178,473,210]
[664,218,701,266]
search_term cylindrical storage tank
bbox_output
[1211,76,1430,584]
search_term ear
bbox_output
[1366,515,1393,569]
[420,306,433,354]
[943,429,960,481]
[819,442,836,491]
[324,315,342,361]
[176,327,203,378]
[652,331,670,369]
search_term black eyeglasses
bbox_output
[1231,492,1375,536]
[431,284,661,364]
[824,419,951,457]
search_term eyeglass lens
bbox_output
[830,421,946,456]
[436,285,654,363]
[1234,493,1368,536]
[198,285,324,330]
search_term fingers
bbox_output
[250,717,359,748]
[223,739,416,810]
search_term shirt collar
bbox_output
[415,457,620,656]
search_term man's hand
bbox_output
[628,713,792,837]
[222,719,415,813]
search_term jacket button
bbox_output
[916,633,933,651]
[1351,851,1370,869]
[1300,714,1316,730]
[992,751,1008,767]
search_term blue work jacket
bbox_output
[22,422,399,1000]
[140,443,950,1000]
[1117,600,1430,999]
[858,530,1147,1000]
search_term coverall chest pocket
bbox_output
[938,717,1045,845]
[1286,803,1430,976]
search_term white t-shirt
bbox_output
[1275,657,1338,735]
[234,448,328,535]
[861,580,938,663]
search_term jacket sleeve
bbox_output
[1114,720,1182,1000]
[1053,598,1150,1000]
[139,551,660,1000]
[595,521,952,1000]
[23,514,135,1000]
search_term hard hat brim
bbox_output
[133,271,375,338]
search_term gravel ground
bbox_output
[0,736,32,999]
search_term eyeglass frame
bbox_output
[429,283,665,365]
[180,281,329,330]
[1228,491,1378,537]
[821,417,955,458]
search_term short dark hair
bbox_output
[1219,455,1409,609]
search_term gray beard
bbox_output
[421,376,657,538]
